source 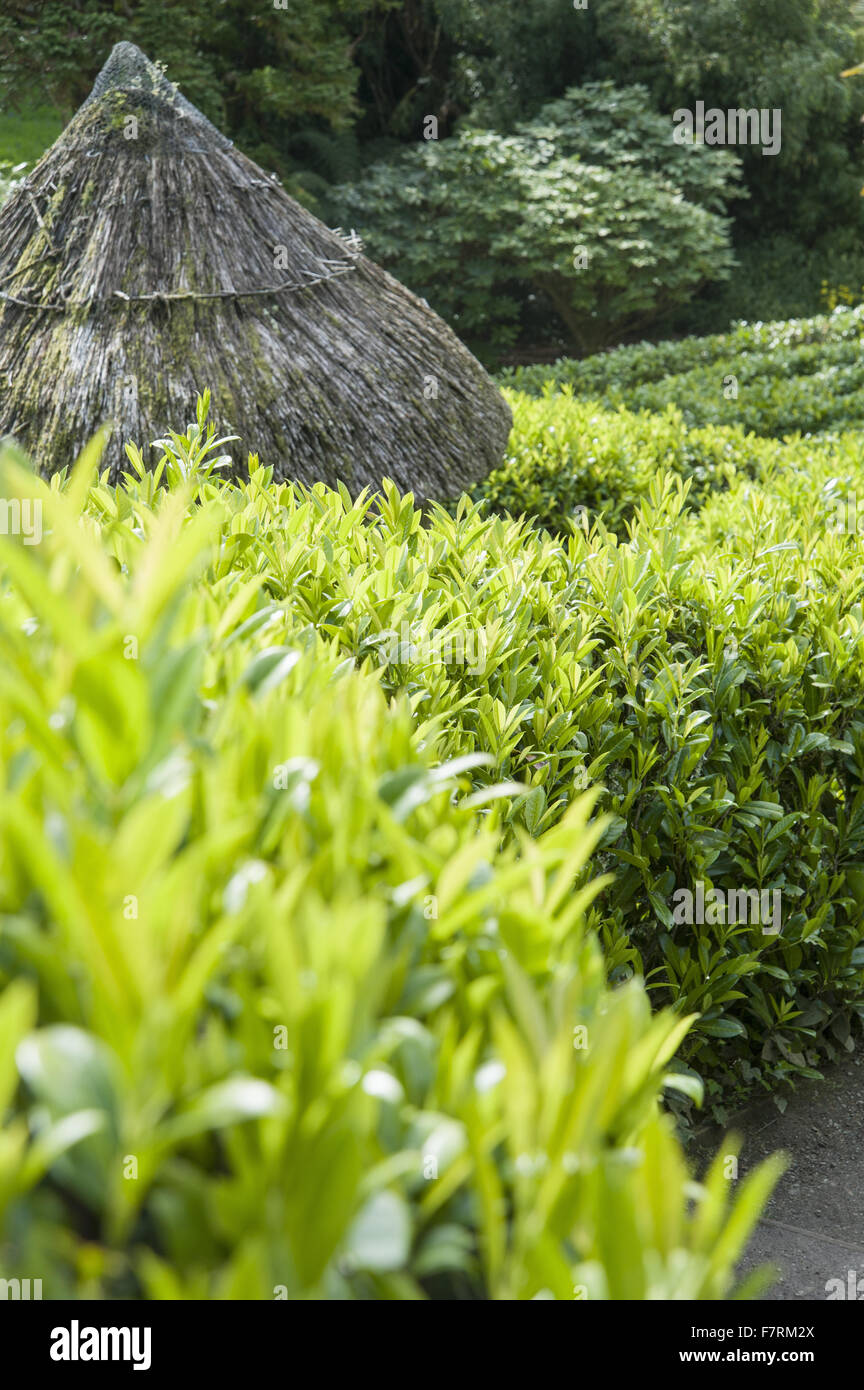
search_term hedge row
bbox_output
[473,389,782,533]
[500,307,864,438]
[0,413,779,1299]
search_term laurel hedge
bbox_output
[0,409,782,1299]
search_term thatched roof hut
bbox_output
[0,43,511,497]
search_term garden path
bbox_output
[700,1050,864,1300]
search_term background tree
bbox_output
[2,0,864,353]
[331,85,741,357]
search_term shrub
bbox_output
[0,420,779,1299]
[305,468,864,1115]
[330,84,740,358]
[659,234,864,339]
[473,388,778,533]
[4,399,857,1124]
[60,406,864,1120]
[501,307,864,438]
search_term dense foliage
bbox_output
[0,408,782,1298]
[0,0,378,189]
[2,0,864,1309]
[330,84,740,356]
[474,391,777,534]
[3,2,864,347]
[503,306,864,437]
[585,1,863,230]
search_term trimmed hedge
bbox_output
[0,415,779,1300]
[501,307,864,438]
[473,389,780,534]
[4,380,862,1296]
[99,414,864,1118]
[19,400,863,1113]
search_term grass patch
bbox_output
[0,105,64,165]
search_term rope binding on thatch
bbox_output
[0,259,360,312]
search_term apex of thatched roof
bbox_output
[81,40,232,152]
[88,41,171,99]
[0,46,512,499]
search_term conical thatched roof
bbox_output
[0,43,511,497]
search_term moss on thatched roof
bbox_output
[0,43,511,497]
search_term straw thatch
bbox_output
[0,43,511,497]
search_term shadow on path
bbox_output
[695,1050,864,1301]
